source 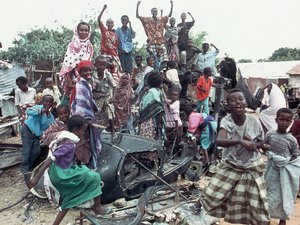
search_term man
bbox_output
[177,12,195,52]
[136,0,173,60]
[197,43,219,76]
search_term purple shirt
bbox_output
[53,141,76,169]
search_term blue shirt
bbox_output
[24,105,54,137]
[116,27,135,53]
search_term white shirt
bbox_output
[166,69,180,84]
[42,86,62,105]
[197,50,219,76]
[15,87,36,106]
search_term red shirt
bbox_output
[99,22,118,56]
[196,76,213,101]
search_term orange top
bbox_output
[196,76,213,101]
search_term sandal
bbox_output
[189,204,202,215]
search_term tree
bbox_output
[0,20,101,65]
[190,31,207,48]
[238,59,252,63]
[269,47,300,61]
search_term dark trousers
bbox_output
[20,125,41,173]
[119,51,133,74]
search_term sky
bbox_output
[1,0,300,62]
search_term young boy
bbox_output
[196,67,213,115]
[93,56,117,141]
[21,94,54,174]
[42,77,61,106]
[191,89,270,225]
[166,60,181,95]
[15,76,37,125]
[264,107,300,225]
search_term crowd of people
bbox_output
[11,1,300,225]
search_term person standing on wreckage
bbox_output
[136,0,173,62]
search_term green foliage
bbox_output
[238,59,252,63]
[269,47,300,61]
[0,26,73,64]
[190,31,207,48]
[132,42,147,62]
[0,20,102,65]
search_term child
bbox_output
[42,77,62,106]
[15,76,37,125]
[191,89,270,225]
[264,107,300,225]
[146,43,165,71]
[21,94,55,174]
[116,15,136,74]
[165,90,182,143]
[93,56,117,141]
[164,17,180,64]
[184,105,217,165]
[59,22,93,105]
[135,55,155,101]
[131,55,146,88]
[196,67,213,115]
[98,4,121,72]
[42,104,70,146]
[27,115,111,225]
[113,74,135,132]
[165,60,181,95]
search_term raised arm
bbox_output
[98,4,107,24]
[168,0,174,17]
[136,1,141,19]
[188,12,195,23]
[129,20,136,38]
[210,43,219,52]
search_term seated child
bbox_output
[264,107,300,225]
[27,115,112,225]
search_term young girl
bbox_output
[113,74,135,132]
[27,115,111,225]
[59,22,93,105]
[21,95,55,174]
[191,89,270,225]
[42,104,70,146]
[165,90,182,143]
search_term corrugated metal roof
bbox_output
[0,65,25,97]
[237,61,300,79]
[287,63,300,76]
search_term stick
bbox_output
[91,123,107,129]
[130,155,189,201]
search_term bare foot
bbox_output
[94,206,112,216]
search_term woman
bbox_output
[138,71,166,141]
[71,60,101,169]
[260,83,287,132]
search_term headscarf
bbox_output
[77,60,94,73]
[59,24,94,93]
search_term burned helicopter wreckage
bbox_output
[30,131,197,204]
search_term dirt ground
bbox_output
[0,137,300,225]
